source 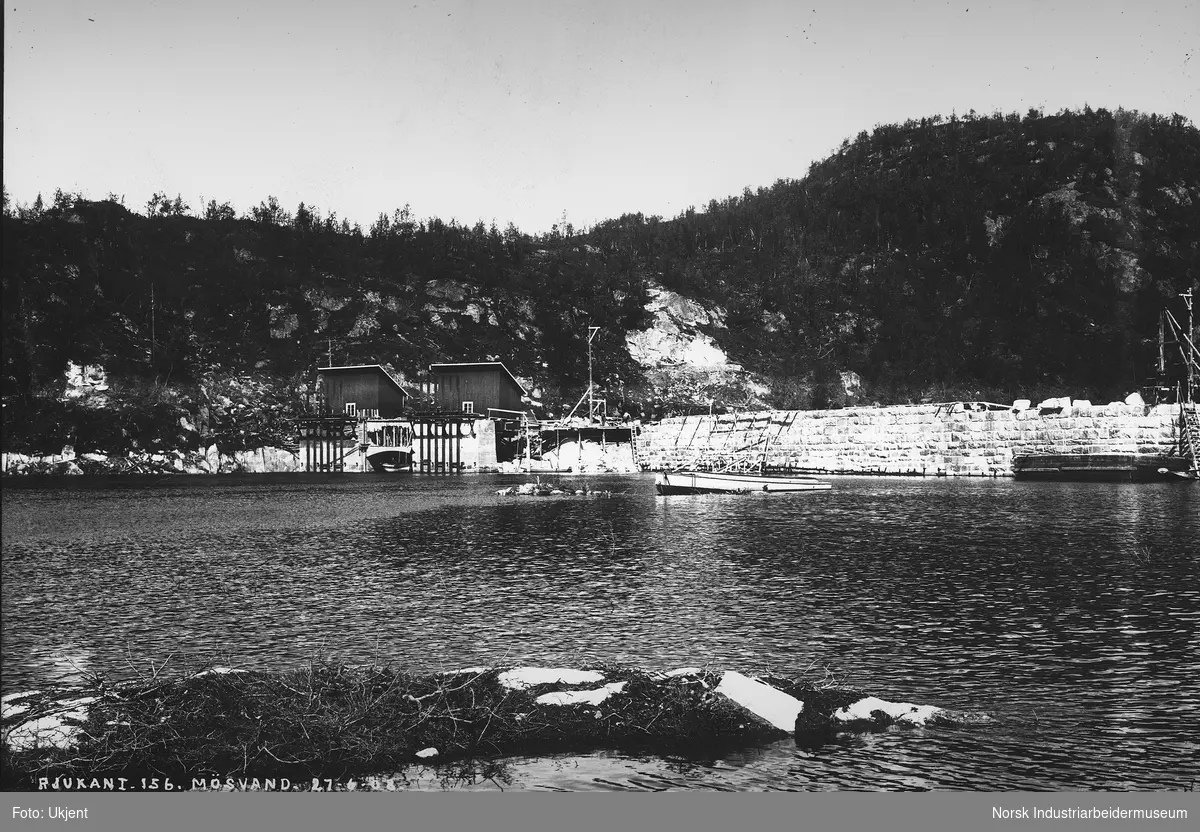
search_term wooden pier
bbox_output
[296,416,357,473]
[410,412,475,473]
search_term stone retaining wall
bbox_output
[636,402,1186,477]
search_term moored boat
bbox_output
[365,448,413,473]
[655,470,833,495]
[1011,453,1193,482]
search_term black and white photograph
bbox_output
[2,1,1198,829]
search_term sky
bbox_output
[4,0,1197,234]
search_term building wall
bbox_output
[322,372,406,417]
[497,375,523,412]
[324,374,379,414]
[636,403,1186,476]
[434,370,522,413]
[375,380,408,417]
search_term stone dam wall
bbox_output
[635,402,1189,477]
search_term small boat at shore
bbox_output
[655,470,833,495]
[1012,453,1194,482]
[366,449,412,473]
[519,464,574,474]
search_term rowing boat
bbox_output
[1011,453,1193,482]
[655,470,832,495]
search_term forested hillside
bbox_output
[3,106,1198,454]
[634,106,1199,406]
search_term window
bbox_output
[462,401,474,414]
[345,402,357,417]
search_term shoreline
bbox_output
[7,399,1191,480]
[0,448,639,478]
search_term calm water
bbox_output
[2,473,1198,791]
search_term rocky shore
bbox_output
[1,445,304,477]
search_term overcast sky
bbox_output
[4,0,1197,234]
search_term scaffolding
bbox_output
[1181,406,1199,473]
[1158,289,1198,404]
[668,410,798,473]
[551,327,616,428]
[1157,289,1199,473]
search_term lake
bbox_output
[2,472,1197,791]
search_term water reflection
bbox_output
[2,474,1198,790]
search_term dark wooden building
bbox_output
[429,362,527,415]
[318,364,412,418]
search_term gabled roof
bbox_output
[429,361,529,396]
[318,364,413,398]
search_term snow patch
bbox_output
[535,682,628,706]
[3,716,86,751]
[1,691,42,705]
[498,667,606,690]
[2,697,98,752]
[713,670,804,732]
[193,667,247,677]
[833,696,944,726]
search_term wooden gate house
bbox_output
[318,364,412,418]
[429,361,527,416]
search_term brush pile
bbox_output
[1,660,947,791]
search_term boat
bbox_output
[519,461,574,474]
[1011,453,1193,482]
[655,470,832,495]
[365,448,414,473]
